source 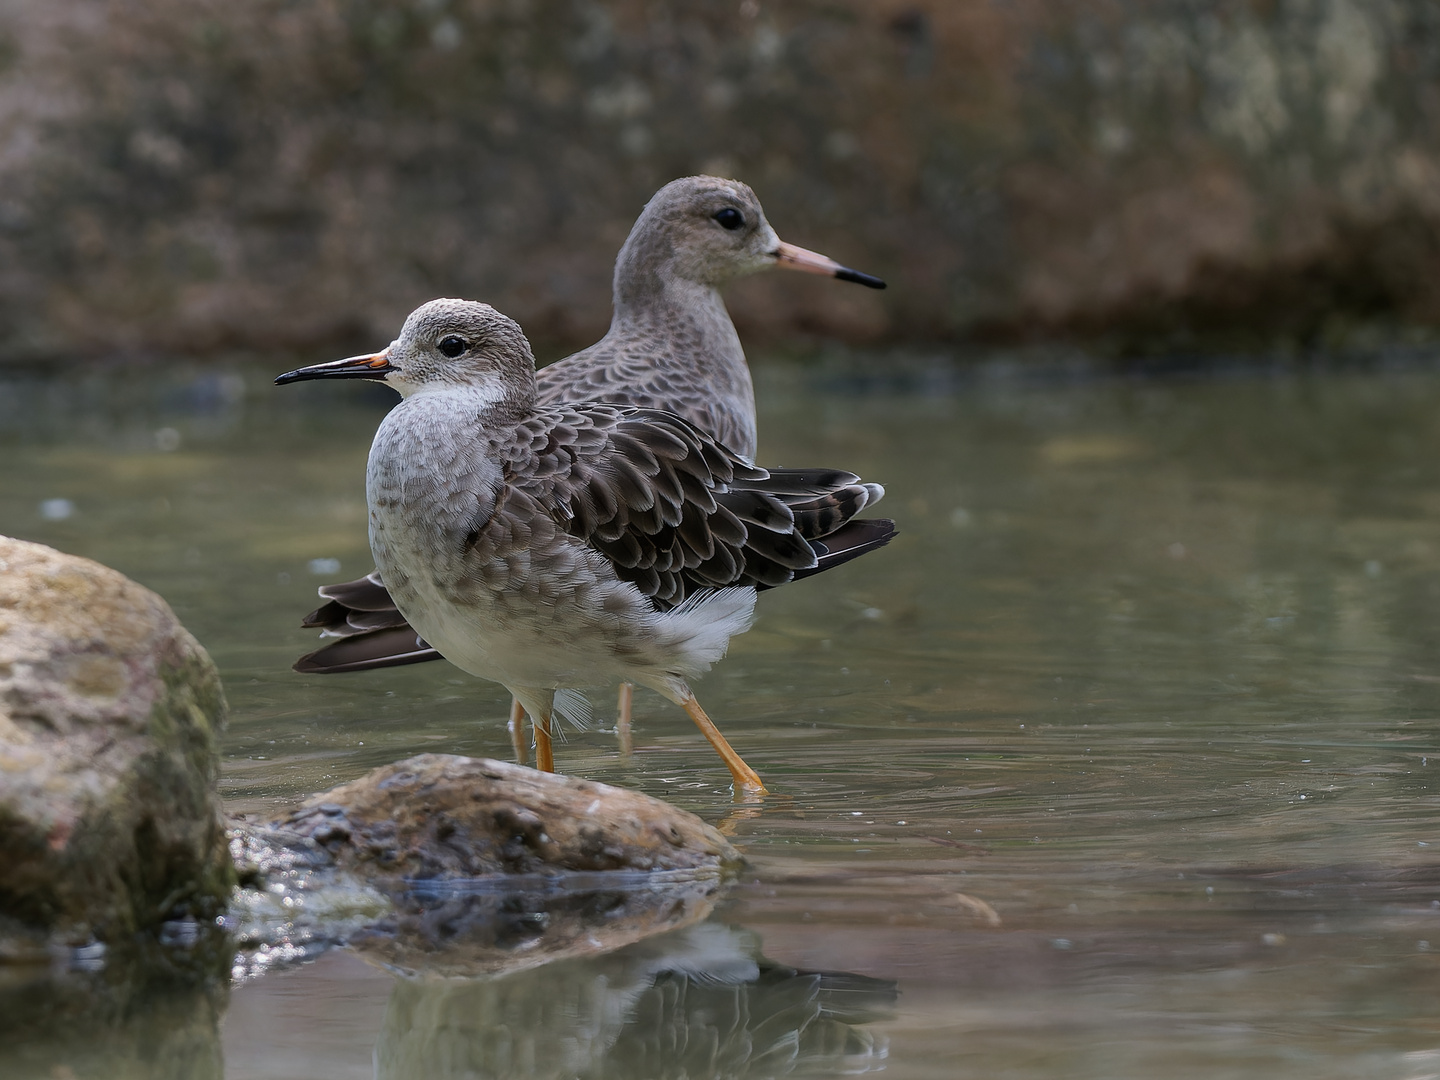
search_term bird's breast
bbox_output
[365,396,506,591]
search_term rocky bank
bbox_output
[0,0,1436,359]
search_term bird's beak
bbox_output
[773,241,886,289]
[275,347,396,385]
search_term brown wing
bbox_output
[507,405,885,609]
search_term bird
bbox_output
[293,177,886,750]
[276,299,894,793]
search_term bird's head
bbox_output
[275,299,538,405]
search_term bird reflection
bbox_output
[373,921,896,1080]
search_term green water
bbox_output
[6,351,1440,1078]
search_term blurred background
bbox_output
[1,0,1438,363]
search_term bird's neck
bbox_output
[619,268,727,325]
[610,255,744,363]
[592,231,756,457]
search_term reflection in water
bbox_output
[335,870,895,1078]
[0,930,231,1080]
[349,871,729,979]
[375,921,895,1080]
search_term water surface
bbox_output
[5,350,1440,1078]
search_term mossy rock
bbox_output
[0,536,233,944]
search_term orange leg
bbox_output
[616,682,634,757]
[678,692,766,795]
[533,710,555,773]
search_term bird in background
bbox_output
[291,176,887,757]
[276,299,894,793]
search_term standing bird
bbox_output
[276,300,894,793]
[294,177,886,740]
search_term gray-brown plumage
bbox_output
[297,176,885,675]
[276,299,894,792]
[536,174,882,456]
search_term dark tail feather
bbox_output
[294,627,443,674]
[313,572,395,611]
[749,471,885,542]
[302,573,408,634]
[787,484,882,539]
[780,518,897,587]
[745,467,864,498]
[302,598,412,633]
[296,570,440,671]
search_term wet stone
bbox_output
[0,536,233,946]
[248,754,742,883]
[228,754,744,979]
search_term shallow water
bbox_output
[6,350,1440,1078]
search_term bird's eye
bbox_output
[714,207,745,231]
[438,335,467,358]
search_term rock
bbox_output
[262,754,742,881]
[0,536,233,945]
[228,755,743,979]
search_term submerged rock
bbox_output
[230,755,744,980]
[0,536,233,945]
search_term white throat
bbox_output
[386,371,511,405]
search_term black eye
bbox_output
[438,335,467,357]
[714,207,744,231]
